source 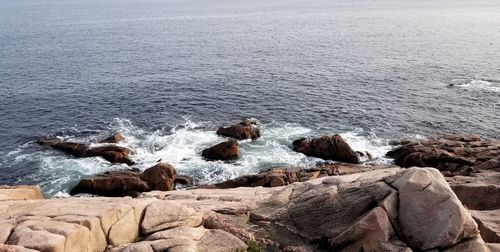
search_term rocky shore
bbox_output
[0,119,498,251]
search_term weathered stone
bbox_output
[0,185,44,201]
[0,244,39,252]
[1,197,154,251]
[201,140,240,161]
[388,167,479,250]
[0,220,14,244]
[329,207,407,251]
[141,201,203,235]
[386,135,500,173]
[292,134,360,163]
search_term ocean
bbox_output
[0,0,499,196]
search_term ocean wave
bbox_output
[3,118,393,197]
[449,78,500,93]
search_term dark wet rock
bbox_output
[292,134,360,163]
[48,142,89,158]
[99,133,124,144]
[70,170,150,197]
[37,137,134,165]
[201,140,240,161]
[70,163,177,197]
[85,145,134,165]
[386,135,500,174]
[140,163,176,191]
[216,118,261,140]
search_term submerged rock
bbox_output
[37,137,134,165]
[292,134,360,163]
[70,163,177,197]
[201,139,240,160]
[216,118,261,140]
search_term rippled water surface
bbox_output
[0,0,499,196]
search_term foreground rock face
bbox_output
[216,118,261,140]
[0,167,490,251]
[387,135,500,174]
[201,139,240,160]
[38,137,134,165]
[70,163,177,196]
[293,134,360,163]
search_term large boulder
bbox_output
[70,170,150,197]
[386,168,479,250]
[37,137,135,165]
[216,118,260,140]
[292,134,360,163]
[386,135,500,174]
[71,163,178,197]
[201,140,240,161]
[140,163,176,191]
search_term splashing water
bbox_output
[1,118,392,197]
[450,79,500,93]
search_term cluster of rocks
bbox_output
[0,167,496,251]
[37,133,134,165]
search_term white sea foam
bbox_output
[7,118,393,197]
[450,78,500,92]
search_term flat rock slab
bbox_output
[0,197,155,251]
[0,186,44,201]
